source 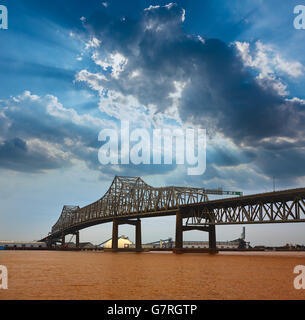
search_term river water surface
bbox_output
[0,251,305,300]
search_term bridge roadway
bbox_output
[41,176,305,253]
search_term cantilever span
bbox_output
[42,176,305,253]
[49,176,212,237]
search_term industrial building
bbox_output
[131,227,249,249]
[0,241,47,249]
[64,242,95,249]
[183,227,249,249]
[183,239,247,249]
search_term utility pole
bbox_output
[273,176,275,192]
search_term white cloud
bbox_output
[285,97,305,105]
[18,90,40,102]
[76,70,108,95]
[273,55,304,78]
[129,70,140,79]
[165,3,175,10]
[181,8,186,22]
[235,41,304,95]
[76,68,184,130]
[27,138,71,162]
[197,35,205,44]
[7,90,111,131]
[92,52,128,79]
[45,94,109,129]
[144,5,160,11]
[98,89,155,126]
[85,37,101,49]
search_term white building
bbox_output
[103,236,132,249]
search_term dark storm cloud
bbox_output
[1,2,304,183]
[0,90,181,176]
[82,3,305,182]
[0,93,177,176]
[0,138,69,173]
[207,146,256,167]
[0,93,101,173]
[86,3,305,143]
[3,97,91,145]
[255,148,305,179]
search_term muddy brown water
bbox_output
[0,251,305,300]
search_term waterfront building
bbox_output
[103,235,132,249]
[0,241,47,249]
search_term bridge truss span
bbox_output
[51,176,210,236]
[45,176,305,252]
[185,188,305,225]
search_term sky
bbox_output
[1,0,305,246]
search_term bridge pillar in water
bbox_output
[47,238,52,249]
[112,219,119,251]
[61,233,65,248]
[174,210,218,254]
[175,211,183,253]
[135,218,142,252]
[209,224,217,253]
[111,218,142,252]
[75,231,80,248]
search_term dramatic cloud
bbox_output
[74,3,305,184]
[0,90,180,177]
[235,40,304,96]
[2,2,305,186]
[0,91,111,172]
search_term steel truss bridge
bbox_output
[41,176,305,253]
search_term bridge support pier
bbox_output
[135,219,142,252]
[75,231,80,248]
[112,219,119,251]
[61,233,65,248]
[175,211,183,253]
[47,238,52,249]
[209,224,217,253]
[111,218,142,252]
[174,211,217,254]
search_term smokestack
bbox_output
[241,227,246,240]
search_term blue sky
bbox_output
[1,0,305,246]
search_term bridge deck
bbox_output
[185,187,305,209]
